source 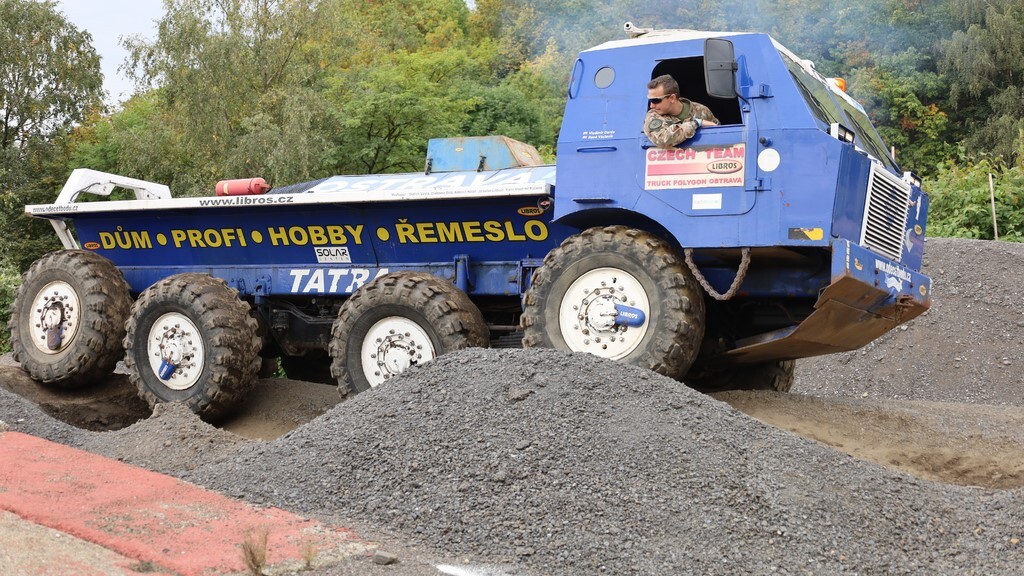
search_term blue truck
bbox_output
[10,25,931,419]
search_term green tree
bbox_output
[0,138,70,270]
[113,0,486,189]
[221,88,334,186]
[0,0,104,270]
[848,58,950,175]
[459,49,565,153]
[323,48,485,174]
[941,0,1024,163]
[123,0,322,195]
[0,0,103,164]
[0,259,19,352]
[69,93,191,191]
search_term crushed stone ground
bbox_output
[183,348,1024,575]
[2,236,1024,575]
[798,237,1024,406]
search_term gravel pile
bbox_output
[3,236,1024,575]
[75,401,248,474]
[0,377,243,475]
[186,347,1023,575]
[0,382,82,446]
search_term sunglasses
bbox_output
[648,93,676,105]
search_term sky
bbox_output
[55,0,166,105]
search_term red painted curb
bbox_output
[0,431,366,575]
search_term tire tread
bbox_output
[10,250,131,388]
[123,274,260,420]
[522,226,705,378]
[329,272,489,396]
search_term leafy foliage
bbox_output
[0,0,103,157]
[118,0,326,195]
[323,48,484,174]
[941,0,1024,164]
[0,0,105,272]
[926,158,1024,241]
[850,62,949,176]
[0,262,18,353]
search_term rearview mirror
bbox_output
[704,38,737,99]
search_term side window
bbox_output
[651,58,743,125]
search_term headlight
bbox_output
[902,171,922,188]
[829,123,855,144]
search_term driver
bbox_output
[644,74,719,148]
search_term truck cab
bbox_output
[548,27,930,367]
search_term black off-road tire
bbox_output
[521,226,705,378]
[685,359,796,392]
[9,250,132,389]
[329,272,489,396]
[123,274,260,421]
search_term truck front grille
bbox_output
[860,164,911,261]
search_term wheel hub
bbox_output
[583,292,619,331]
[29,281,82,354]
[147,313,205,390]
[361,317,436,388]
[558,267,650,360]
[377,334,419,373]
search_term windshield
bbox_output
[779,50,900,173]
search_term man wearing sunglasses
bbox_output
[643,74,719,148]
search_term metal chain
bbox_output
[684,247,752,301]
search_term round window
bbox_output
[594,67,615,89]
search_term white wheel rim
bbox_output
[361,316,436,388]
[146,312,205,391]
[558,267,650,360]
[28,281,82,355]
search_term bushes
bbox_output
[925,159,1024,242]
[0,265,20,354]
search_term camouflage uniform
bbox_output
[643,99,719,148]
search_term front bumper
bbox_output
[724,239,931,364]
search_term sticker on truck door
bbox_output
[645,144,745,190]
